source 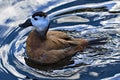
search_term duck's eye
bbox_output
[34,18,38,20]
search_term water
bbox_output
[0,0,120,80]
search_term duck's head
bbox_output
[19,11,50,39]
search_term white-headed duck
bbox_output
[19,11,107,64]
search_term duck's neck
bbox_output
[38,30,47,40]
[36,24,49,41]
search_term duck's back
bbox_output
[26,30,72,51]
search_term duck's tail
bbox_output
[88,37,108,45]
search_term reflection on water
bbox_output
[0,0,120,80]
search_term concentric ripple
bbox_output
[0,4,120,79]
[1,14,120,79]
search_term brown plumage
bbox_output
[26,30,88,64]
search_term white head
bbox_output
[19,11,50,39]
[31,16,49,32]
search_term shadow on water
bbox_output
[24,56,74,71]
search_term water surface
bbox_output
[0,0,120,80]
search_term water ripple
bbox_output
[0,1,120,79]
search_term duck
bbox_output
[19,11,107,65]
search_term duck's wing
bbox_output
[48,31,72,39]
[31,46,84,64]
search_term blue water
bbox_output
[0,0,120,80]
